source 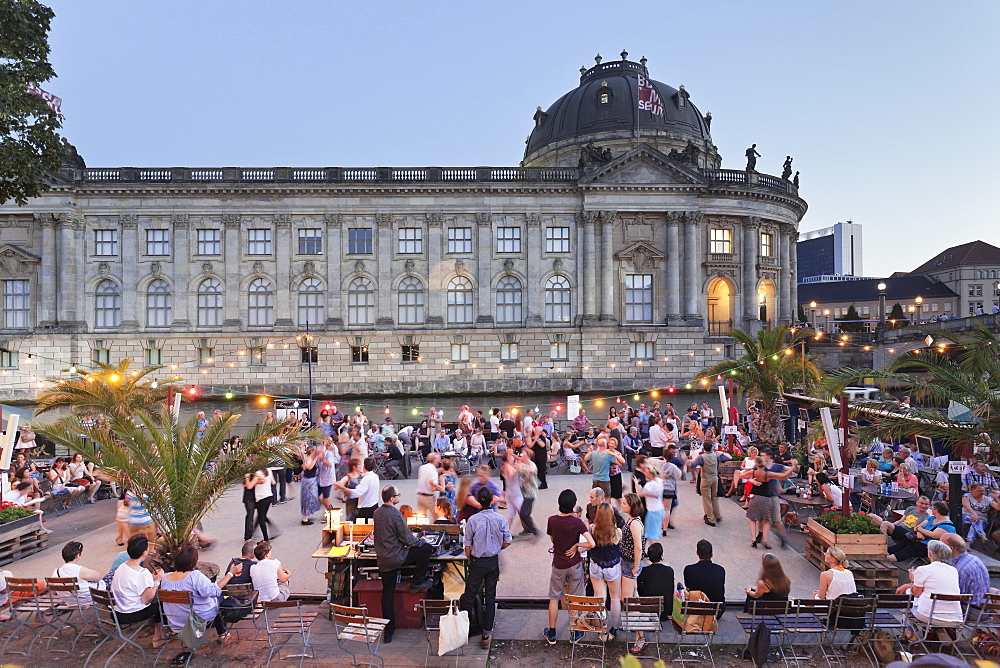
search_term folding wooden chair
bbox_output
[85,588,149,668]
[260,599,318,667]
[619,596,664,660]
[565,594,607,666]
[0,577,60,658]
[155,588,220,666]
[221,582,263,641]
[331,602,388,668]
[672,599,723,668]
[906,592,976,661]
[415,599,464,666]
[43,577,91,651]
[826,595,877,668]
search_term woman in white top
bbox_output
[897,540,964,628]
[51,541,103,607]
[249,541,291,602]
[246,467,275,541]
[816,473,849,510]
[861,458,884,484]
[452,430,468,457]
[814,547,857,600]
[468,428,486,464]
[728,446,759,499]
[638,462,665,549]
[67,453,102,503]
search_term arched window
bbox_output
[544,275,572,323]
[397,276,425,324]
[495,276,523,323]
[248,278,274,327]
[197,278,223,327]
[95,280,122,328]
[297,277,324,327]
[447,276,474,324]
[347,277,375,325]
[146,279,172,327]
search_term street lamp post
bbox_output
[809,301,817,329]
[824,308,831,333]
[877,282,887,342]
[915,296,923,324]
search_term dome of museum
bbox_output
[522,53,718,169]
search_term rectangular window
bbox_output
[500,342,518,361]
[348,228,373,254]
[970,284,983,297]
[247,228,272,255]
[624,274,654,323]
[630,341,655,360]
[944,302,952,311]
[196,229,221,255]
[545,227,570,253]
[0,349,19,368]
[145,348,163,367]
[862,306,871,316]
[250,346,266,366]
[401,344,420,363]
[451,343,470,363]
[298,228,323,255]
[92,348,110,365]
[300,346,318,364]
[931,303,939,312]
[710,228,732,254]
[94,229,118,256]
[760,232,774,257]
[351,345,369,364]
[397,228,423,254]
[145,229,170,256]
[198,347,214,365]
[496,227,521,253]
[4,280,30,328]
[549,341,568,361]
[447,227,473,254]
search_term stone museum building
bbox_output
[0,55,806,399]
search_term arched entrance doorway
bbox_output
[757,279,776,328]
[707,277,734,336]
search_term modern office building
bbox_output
[796,221,863,282]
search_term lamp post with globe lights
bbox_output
[877,282,887,342]
[810,301,817,329]
[824,308,831,333]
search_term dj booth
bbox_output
[311,518,468,628]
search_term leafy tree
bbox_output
[837,305,864,333]
[702,326,824,446]
[888,302,907,328]
[797,304,808,324]
[0,0,65,205]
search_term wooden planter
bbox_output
[0,513,49,566]
[805,517,887,568]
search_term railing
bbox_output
[708,320,733,336]
[704,169,799,196]
[707,252,737,264]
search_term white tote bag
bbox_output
[438,601,470,656]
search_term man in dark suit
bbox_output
[682,539,726,617]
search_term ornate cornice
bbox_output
[171,214,190,229]
[324,213,343,227]
[118,214,138,229]
[273,213,292,228]
[427,212,443,228]
[744,215,761,231]
[375,214,393,228]
[222,213,241,229]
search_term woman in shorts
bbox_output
[584,503,622,641]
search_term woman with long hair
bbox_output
[584,503,622,642]
[336,458,364,521]
[416,420,432,459]
[434,497,456,524]
[744,553,791,611]
[501,449,522,532]
[619,493,646,648]
[456,475,477,522]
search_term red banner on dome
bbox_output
[26,84,66,120]
[637,75,663,117]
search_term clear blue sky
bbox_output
[44,1,999,274]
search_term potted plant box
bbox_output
[0,506,49,566]
[805,516,887,567]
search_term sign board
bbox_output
[718,385,729,425]
[838,473,855,490]
[566,395,580,421]
[0,413,19,470]
[819,407,843,469]
[723,425,738,435]
[948,461,968,475]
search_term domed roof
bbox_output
[524,56,712,165]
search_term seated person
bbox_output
[744,552,791,611]
[683,539,726,618]
[963,460,999,491]
[876,447,896,474]
[896,462,919,492]
[887,501,956,562]
[636,542,674,620]
[861,458,884,485]
[879,495,931,539]
[962,483,1000,545]
[384,436,407,479]
[896,540,964,631]
[3,481,37,506]
[941,533,992,608]
[249,541,291,602]
[226,540,257,586]
[815,472,850,510]
[160,546,237,658]
[110,536,163,642]
[0,568,12,621]
[814,547,857,600]
[51,541,103,607]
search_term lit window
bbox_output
[630,341,655,360]
[348,228,373,254]
[397,228,423,254]
[248,278,275,326]
[710,228,732,254]
[447,227,473,254]
[197,278,223,326]
[250,346,266,366]
[447,276,475,324]
[347,277,375,325]
[298,228,323,255]
[624,274,653,323]
[495,276,523,323]
[94,280,122,328]
[500,342,518,361]
[599,92,610,105]
[451,343,470,362]
[351,345,369,364]
[397,276,425,324]
[544,275,572,322]
[95,229,118,256]
[760,232,774,257]
[196,229,221,255]
[247,228,272,255]
[401,344,420,363]
[497,227,521,253]
[545,227,570,253]
[145,279,172,327]
[297,277,324,326]
[3,280,30,328]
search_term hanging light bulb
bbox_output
[109,373,121,383]
[650,390,659,398]
[150,379,158,389]
[225,391,234,399]
[685,383,693,390]
[187,385,198,396]
[258,396,269,405]
[384,405,390,415]
[667,386,676,394]
[69,363,77,374]
[355,405,361,413]
[633,394,640,401]
[411,408,418,416]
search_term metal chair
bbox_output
[155,588,218,666]
[970,592,1000,659]
[619,596,664,660]
[43,577,92,651]
[0,577,60,658]
[260,599,318,667]
[414,599,464,666]
[825,595,877,668]
[672,599,723,668]
[38,478,70,515]
[330,602,388,668]
[783,599,832,666]
[221,581,263,641]
[872,592,914,644]
[906,592,976,660]
[736,599,792,666]
[85,587,150,668]
[565,594,607,666]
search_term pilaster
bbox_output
[375,214,394,327]
[119,214,139,331]
[426,213,444,325]
[599,210,616,322]
[171,214,191,327]
[475,213,493,324]
[324,213,344,328]
[274,214,293,328]
[683,211,703,323]
[742,215,760,323]
[222,214,242,327]
[525,213,542,325]
[37,214,58,326]
[665,212,682,323]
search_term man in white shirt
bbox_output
[416,452,444,518]
[648,416,668,457]
[110,535,163,639]
[341,456,381,520]
[489,411,501,442]
[897,445,920,472]
[521,409,535,439]
[897,539,964,626]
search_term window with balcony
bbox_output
[710,228,732,254]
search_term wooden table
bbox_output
[786,496,829,528]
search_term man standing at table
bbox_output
[374,485,434,643]
[460,486,512,650]
[416,452,443,518]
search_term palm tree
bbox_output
[34,359,170,422]
[702,326,824,447]
[826,323,1000,451]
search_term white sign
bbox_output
[838,473,855,489]
[948,461,968,475]
[819,407,843,469]
[723,425,738,435]
[566,395,580,421]
[0,414,19,471]
[718,385,730,425]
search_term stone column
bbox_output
[68,214,85,326]
[171,215,191,327]
[475,213,493,324]
[778,223,792,325]
[665,212,682,323]
[426,214,443,325]
[222,214,242,327]
[599,211,616,321]
[582,211,598,319]
[683,212,703,320]
[324,214,344,327]
[789,228,799,322]
[119,214,139,330]
[273,214,293,328]
[525,214,543,324]
[38,215,57,326]
[742,216,760,324]
[375,214,394,327]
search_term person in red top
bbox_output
[542,489,592,644]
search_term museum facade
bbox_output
[0,56,806,399]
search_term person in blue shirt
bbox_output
[887,501,956,562]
